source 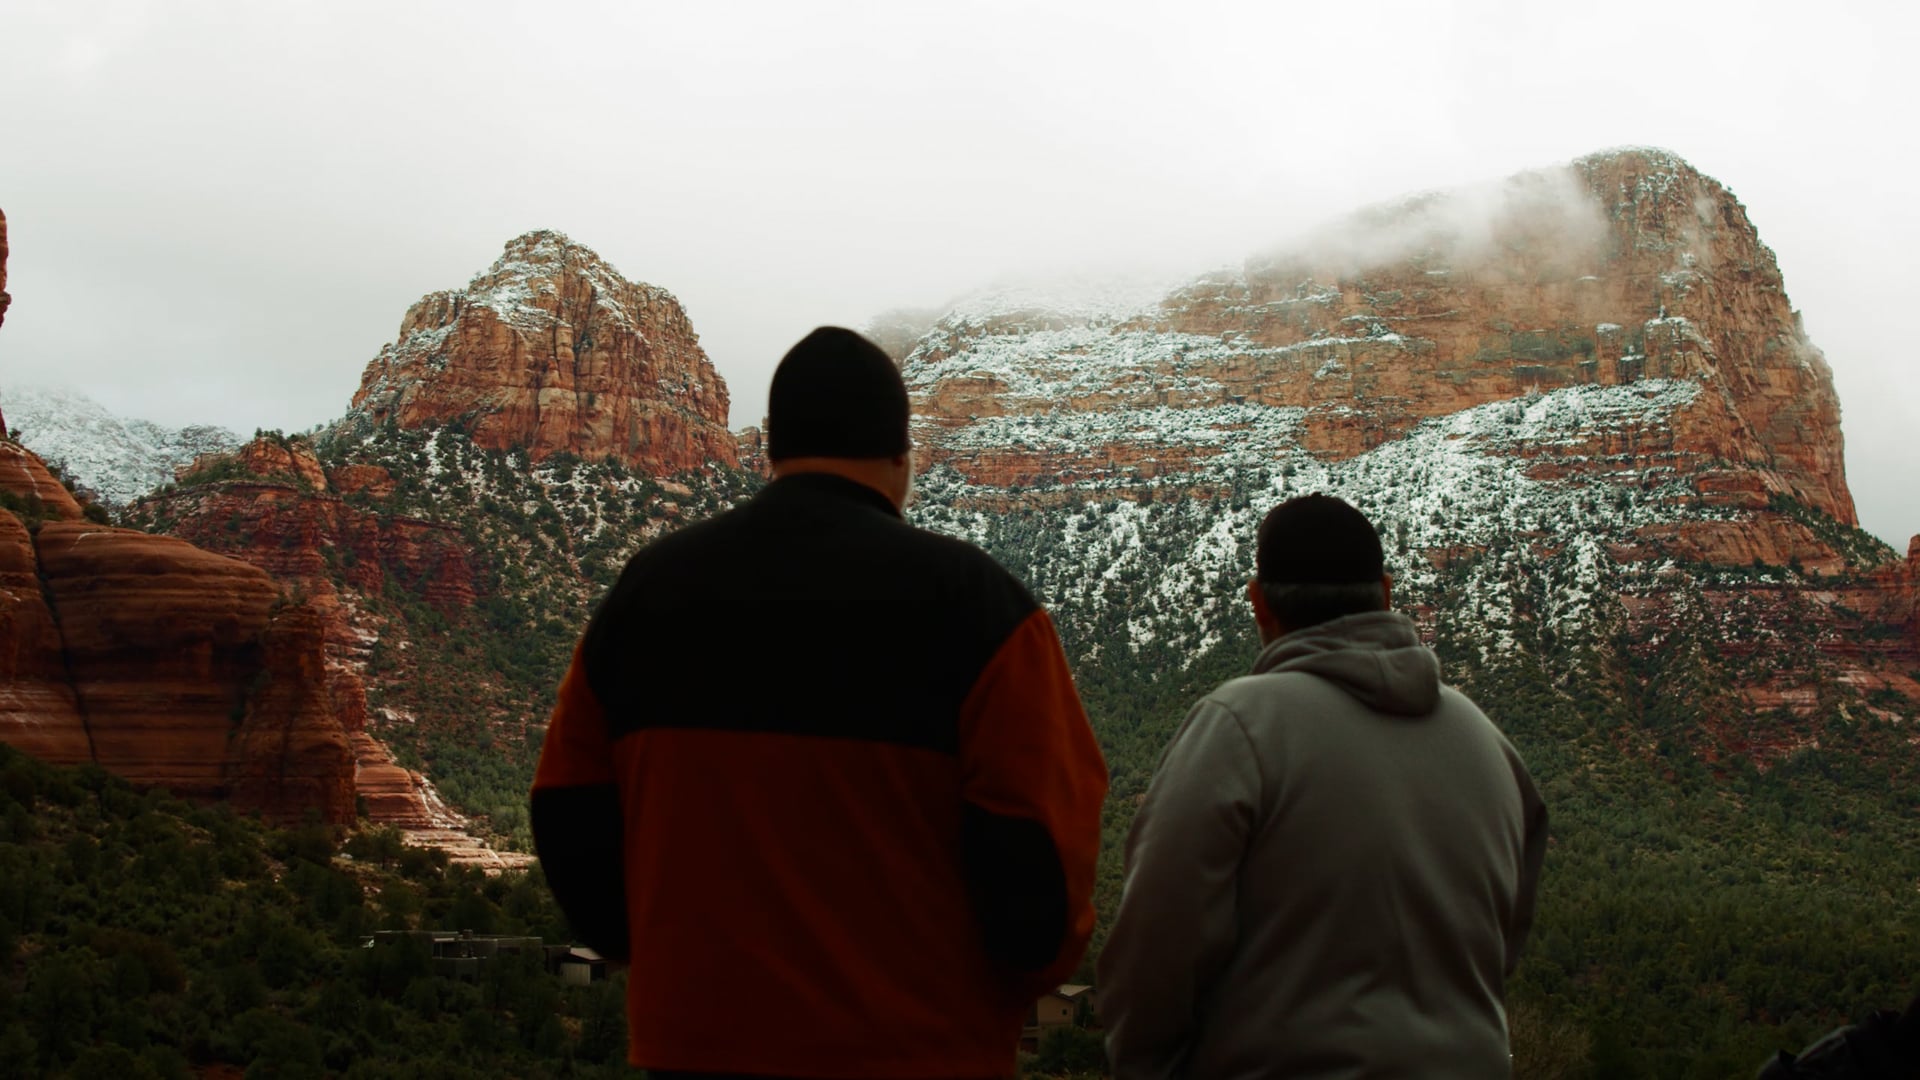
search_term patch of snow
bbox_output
[914,379,1709,660]
[1,384,241,503]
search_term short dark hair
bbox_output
[1254,493,1388,631]
[767,327,910,462]
[1257,580,1389,632]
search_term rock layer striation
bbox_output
[0,499,358,821]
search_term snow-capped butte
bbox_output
[0,384,238,504]
[898,147,1915,740]
[344,230,737,476]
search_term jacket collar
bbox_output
[759,471,904,519]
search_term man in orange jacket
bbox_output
[531,326,1108,1079]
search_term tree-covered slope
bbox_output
[0,742,641,1079]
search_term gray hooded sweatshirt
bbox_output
[1097,611,1546,1080]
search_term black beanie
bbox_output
[766,327,911,462]
[1255,493,1385,585]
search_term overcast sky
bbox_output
[2,0,1916,545]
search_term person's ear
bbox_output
[1247,578,1279,636]
[889,447,914,511]
[1381,573,1394,611]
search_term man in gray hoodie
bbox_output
[1097,493,1547,1079]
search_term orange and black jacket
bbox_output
[530,472,1108,1078]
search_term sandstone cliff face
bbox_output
[0,441,86,521]
[0,510,88,764]
[35,523,325,815]
[148,438,478,733]
[735,426,769,478]
[136,435,482,833]
[349,231,737,474]
[0,510,358,823]
[1879,536,1920,643]
[165,446,477,617]
[0,207,10,334]
[908,149,1852,530]
[226,603,357,823]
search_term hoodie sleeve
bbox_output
[529,641,630,963]
[1505,758,1548,975]
[956,607,1108,996]
[1097,698,1261,1080]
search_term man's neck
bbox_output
[770,458,903,511]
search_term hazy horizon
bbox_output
[3,1,1915,546]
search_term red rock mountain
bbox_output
[350,230,736,473]
[909,149,1849,527]
[898,147,1919,740]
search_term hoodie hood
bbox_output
[1250,610,1441,716]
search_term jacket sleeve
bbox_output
[956,607,1108,997]
[529,641,630,963]
[1097,698,1259,1080]
[1505,762,1548,975]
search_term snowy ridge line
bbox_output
[0,384,240,505]
[919,379,1704,494]
[938,272,1196,328]
[459,230,676,336]
[363,230,687,396]
[920,402,1308,456]
[905,324,1410,402]
[912,380,1710,663]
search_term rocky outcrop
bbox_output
[1865,536,1920,643]
[0,207,10,333]
[226,603,357,822]
[735,426,769,478]
[138,437,478,737]
[329,463,397,501]
[182,435,328,490]
[1906,538,1920,643]
[0,516,358,822]
[907,149,1853,529]
[157,438,475,605]
[0,441,85,521]
[351,731,439,829]
[0,511,88,764]
[349,230,736,474]
[350,728,534,870]
[36,522,293,807]
[133,435,496,838]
